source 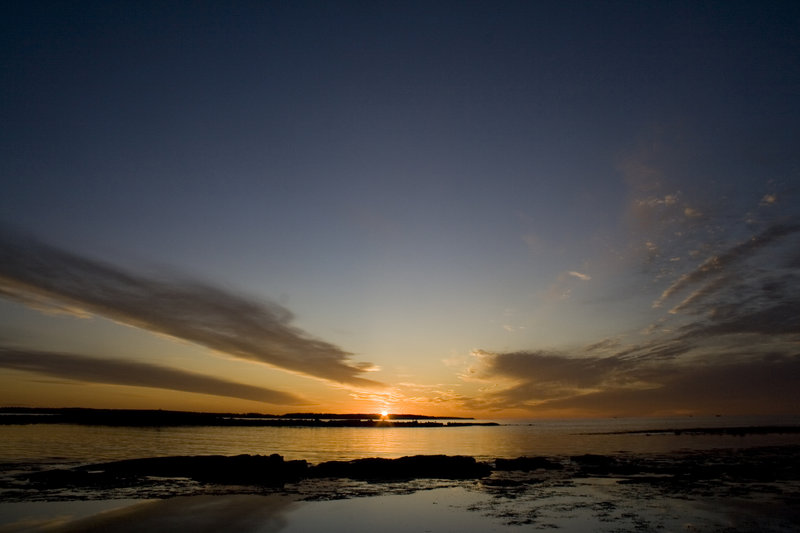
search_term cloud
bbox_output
[667,275,734,315]
[634,194,680,209]
[467,347,800,416]
[679,300,800,339]
[467,220,800,416]
[466,349,654,411]
[538,353,800,416]
[567,271,591,281]
[0,347,308,405]
[583,338,621,353]
[0,229,382,388]
[544,270,594,301]
[760,193,778,206]
[653,222,800,308]
[389,382,470,406]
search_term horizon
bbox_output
[0,406,471,417]
[5,405,798,424]
[1,2,799,419]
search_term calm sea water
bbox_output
[2,416,800,532]
[2,415,799,468]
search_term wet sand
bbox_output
[2,481,797,533]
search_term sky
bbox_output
[1,1,799,418]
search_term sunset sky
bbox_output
[1,1,798,418]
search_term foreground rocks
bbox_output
[18,446,800,495]
[24,454,491,489]
[310,455,490,480]
[29,454,309,488]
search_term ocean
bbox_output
[2,415,800,532]
[2,415,799,466]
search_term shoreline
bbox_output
[0,408,492,428]
[3,446,800,532]
[4,444,799,501]
[591,425,800,436]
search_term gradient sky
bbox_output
[1,1,798,417]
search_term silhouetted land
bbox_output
[20,454,490,489]
[0,407,490,427]
[591,426,800,436]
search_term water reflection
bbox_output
[1,483,790,533]
[0,495,296,533]
[2,415,799,467]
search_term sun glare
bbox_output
[380,410,389,418]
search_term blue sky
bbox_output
[1,1,798,416]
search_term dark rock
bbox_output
[570,454,616,466]
[28,454,308,488]
[24,454,491,489]
[482,477,541,487]
[569,454,645,476]
[311,455,491,481]
[27,468,121,488]
[494,457,563,471]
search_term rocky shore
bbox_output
[5,445,798,501]
[3,446,800,532]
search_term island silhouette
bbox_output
[0,407,497,427]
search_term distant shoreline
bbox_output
[0,407,494,428]
[590,425,800,436]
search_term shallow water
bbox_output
[2,415,798,467]
[2,481,798,533]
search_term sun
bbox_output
[380,410,389,418]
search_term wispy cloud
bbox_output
[0,347,308,405]
[583,337,621,354]
[653,222,800,308]
[467,345,800,416]
[372,382,470,407]
[760,193,778,206]
[537,353,800,416]
[667,275,734,315]
[544,270,593,301]
[683,206,702,218]
[467,220,800,416]
[0,229,382,388]
[567,271,591,281]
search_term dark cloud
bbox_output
[680,301,800,339]
[540,354,800,416]
[470,350,633,405]
[469,348,800,416]
[667,274,735,315]
[672,266,800,341]
[583,338,621,353]
[469,222,800,415]
[601,340,692,363]
[470,322,798,415]
[0,347,307,405]
[0,230,381,388]
[483,350,628,390]
[785,249,800,269]
[470,342,697,409]
[654,222,800,307]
